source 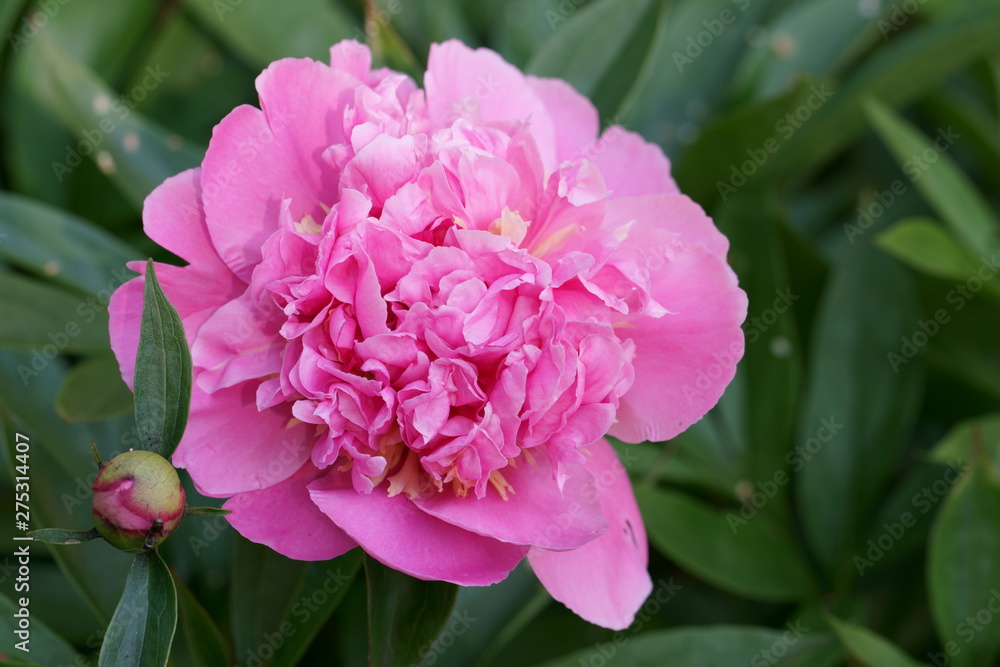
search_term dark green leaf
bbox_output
[33,33,203,210]
[134,260,193,458]
[636,484,816,602]
[0,270,109,352]
[57,356,134,423]
[99,550,178,667]
[181,0,357,69]
[537,626,839,667]
[527,0,669,120]
[231,538,361,667]
[365,556,459,667]
[928,459,1000,667]
[27,527,100,545]
[826,615,921,667]
[174,572,233,667]
[0,192,138,297]
[795,242,923,577]
[865,98,1000,259]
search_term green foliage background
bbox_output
[1,0,1000,665]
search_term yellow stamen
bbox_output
[488,470,515,501]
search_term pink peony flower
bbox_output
[109,40,746,630]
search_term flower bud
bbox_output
[92,450,185,552]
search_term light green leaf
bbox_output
[865,97,1000,259]
[99,551,178,667]
[134,260,193,458]
[930,413,1000,468]
[928,460,1000,667]
[826,615,921,667]
[57,356,134,423]
[636,484,816,602]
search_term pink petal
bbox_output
[609,216,747,443]
[202,58,353,280]
[527,76,599,164]
[591,127,679,198]
[603,194,730,261]
[143,168,232,276]
[173,382,311,497]
[308,476,528,585]
[424,40,558,170]
[412,448,608,550]
[528,438,651,630]
[224,462,357,561]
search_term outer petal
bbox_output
[143,167,232,276]
[591,127,679,198]
[309,476,528,586]
[528,439,651,631]
[424,40,558,170]
[224,462,357,561]
[609,228,747,443]
[526,76,599,164]
[172,382,311,497]
[202,59,353,280]
[602,194,730,262]
[412,448,608,550]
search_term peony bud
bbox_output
[92,450,185,552]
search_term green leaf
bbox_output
[877,217,1000,290]
[231,538,361,667]
[716,191,802,513]
[365,556,459,667]
[0,591,83,666]
[33,33,203,210]
[865,97,1000,259]
[174,572,233,667]
[930,413,1000,467]
[0,270,110,352]
[56,356,135,423]
[134,260,193,458]
[826,615,921,667]
[184,506,232,518]
[795,242,923,577]
[27,527,100,545]
[536,626,839,667]
[527,0,669,120]
[181,0,357,69]
[635,484,816,602]
[99,550,178,667]
[0,192,138,297]
[928,459,1000,667]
